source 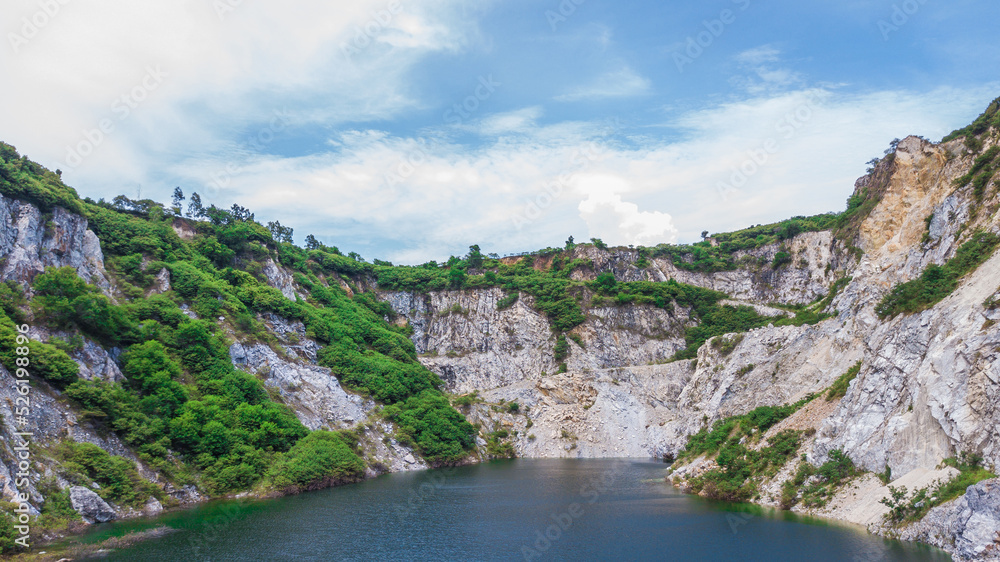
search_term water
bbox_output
[78,459,950,561]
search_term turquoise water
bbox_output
[79,459,950,561]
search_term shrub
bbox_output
[826,361,862,400]
[52,440,160,507]
[267,432,365,491]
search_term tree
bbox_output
[466,245,483,268]
[187,192,204,218]
[701,230,710,240]
[267,221,294,244]
[565,236,575,250]
[305,234,322,250]
[348,252,364,262]
[230,204,254,222]
[590,238,608,250]
[171,187,185,215]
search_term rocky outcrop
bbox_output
[229,341,370,431]
[69,486,116,523]
[0,194,110,293]
[383,288,690,394]
[901,479,1000,561]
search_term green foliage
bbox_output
[0,142,84,214]
[496,292,519,310]
[382,390,477,463]
[710,334,743,356]
[485,429,516,459]
[688,429,803,502]
[678,399,811,463]
[0,509,20,555]
[553,334,569,362]
[31,266,136,345]
[52,440,160,507]
[650,214,839,273]
[795,449,860,508]
[826,361,862,400]
[877,231,1000,318]
[771,251,792,269]
[941,96,1000,143]
[266,431,365,491]
[0,314,79,387]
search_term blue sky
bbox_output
[2,0,999,263]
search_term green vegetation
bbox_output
[485,429,516,459]
[265,431,366,492]
[941,96,1000,144]
[0,142,84,214]
[953,145,1000,203]
[0,145,479,502]
[877,231,1000,318]
[651,214,840,273]
[678,399,813,462]
[0,314,79,387]
[825,361,862,400]
[51,440,160,507]
[782,449,860,509]
[0,509,19,554]
[687,428,804,502]
[880,452,996,524]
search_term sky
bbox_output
[1,0,999,264]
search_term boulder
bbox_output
[69,486,116,523]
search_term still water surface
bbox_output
[80,459,951,561]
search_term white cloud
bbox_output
[469,107,543,136]
[554,67,651,102]
[133,83,993,264]
[576,174,678,246]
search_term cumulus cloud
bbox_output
[576,174,678,246]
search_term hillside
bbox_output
[1,97,1000,560]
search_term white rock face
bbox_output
[0,194,110,293]
[229,341,370,431]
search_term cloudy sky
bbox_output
[2,0,999,263]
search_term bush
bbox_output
[0,315,79,387]
[382,390,476,464]
[267,432,365,491]
[52,440,160,507]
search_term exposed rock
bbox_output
[143,496,163,516]
[72,338,125,383]
[229,342,370,430]
[70,486,116,523]
[0,194,110,293]
[901,479,1000,561]
[262,257,300,301]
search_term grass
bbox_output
[825,361,862,401]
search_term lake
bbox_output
[77,459,950,561]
